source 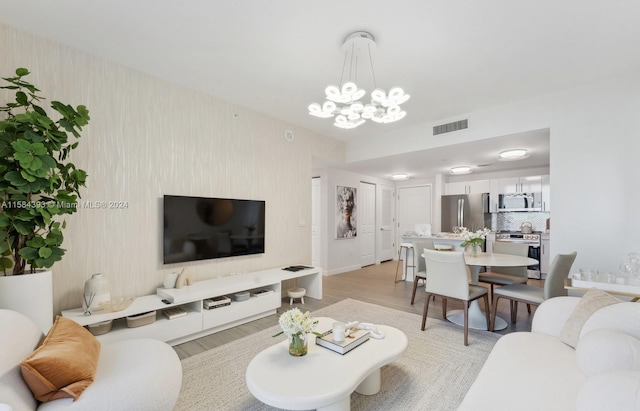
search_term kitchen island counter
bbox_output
[400,233,467,281]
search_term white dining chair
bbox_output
[478,242,531,310]
[490,252,577,329]
[410,240,435,304]
[421,249,490,346]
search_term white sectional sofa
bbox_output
[459,295,640,411]
[1,309,182,411]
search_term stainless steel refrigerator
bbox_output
[441,193,491,233]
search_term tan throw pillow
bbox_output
[559,288,620,348]
[20,315,101,402]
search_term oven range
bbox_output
[495,231,541,279]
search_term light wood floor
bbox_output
[173,261,542,360]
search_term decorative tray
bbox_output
[99,297,134,312]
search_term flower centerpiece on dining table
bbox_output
[273,308,319,356]
[459,227,491,257]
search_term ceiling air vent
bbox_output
[433,119,468,135]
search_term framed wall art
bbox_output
[336,185,357,239]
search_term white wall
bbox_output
[346,72,640,274]
[313,168,393,275]
[0,25,345,314]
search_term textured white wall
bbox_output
[0,25,344,314]
[346,71,640,277]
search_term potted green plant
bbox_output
[0,67,89,330]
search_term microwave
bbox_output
[497,193,542,212]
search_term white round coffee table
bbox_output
[246,317,407,411]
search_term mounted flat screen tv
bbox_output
[163,195,265,264]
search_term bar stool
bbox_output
[394,243,415,283]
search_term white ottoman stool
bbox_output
[287,288,306,305]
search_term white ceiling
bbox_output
[1,1,639,178]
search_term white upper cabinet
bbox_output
[498,176,542,194]
[489,179,500,213]
[541,175,551,211]
[445,179,490,195]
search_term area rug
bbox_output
[175,298,501,411]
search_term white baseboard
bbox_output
[324,264,363,276]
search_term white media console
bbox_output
[61,266,322,345]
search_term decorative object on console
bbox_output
[126,311,156,328]
[272,308,319,357]
[162,306,187,320]
[98,297,134,313]
[233,291,250,302]
[0,68,90,332]
[163,272,179,288]
[175,268,194,289]
[251,289,274,298]
[282,265,312,272]
[203,296,231,309]
[83,273,110,313]
[87,319,113,336]
[460,227,491,257]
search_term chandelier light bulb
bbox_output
[308,31,410,129]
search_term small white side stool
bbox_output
[287,287,306,305]
[394,243,415,284]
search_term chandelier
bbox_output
[308,31,410,129]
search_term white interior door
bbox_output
[377,184,395,262]
[311,177,321,268]
[359,182,376,267]
[397,186,432,253]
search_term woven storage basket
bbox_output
[126,310,156,328]
[87,319,113,336]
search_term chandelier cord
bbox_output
[349,42,355,83]
[339,48,347,87]
[367,42,378,91]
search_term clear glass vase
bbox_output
[288,333,308,356]
[466,243,481,257]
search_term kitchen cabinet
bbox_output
[489,179,500,213]
[498,176,542,194]
[540,234,550,276]
[445,179,490,195]
[541,175,551,211]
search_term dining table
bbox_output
[447,252,539,331]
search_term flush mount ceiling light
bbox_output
[308,31,410,129]
[390,173,409,181]
[498,149,529,161]
[450,166,472,175]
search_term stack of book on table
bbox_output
[315,328,369,354]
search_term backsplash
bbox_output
[492,212,550,232]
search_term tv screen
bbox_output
[163,195,265,264]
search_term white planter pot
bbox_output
[0,270,53,333]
